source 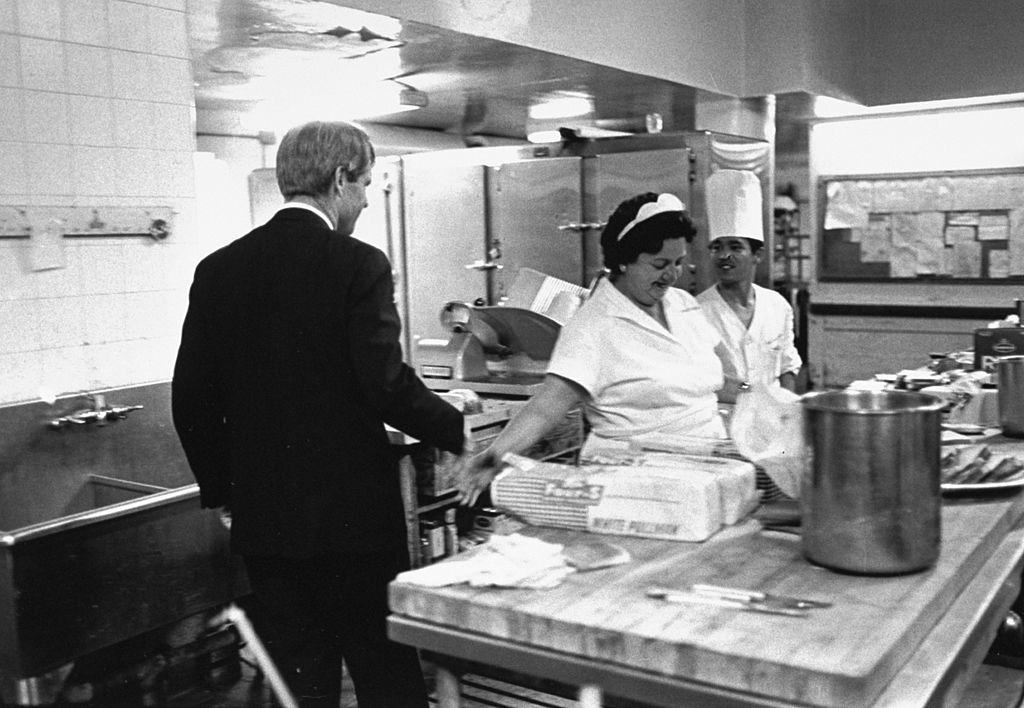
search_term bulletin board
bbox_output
[818,168,1024,282]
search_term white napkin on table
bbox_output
[394,533,575,589]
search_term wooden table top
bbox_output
[390,437,1024,706]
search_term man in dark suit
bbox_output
[173,120,464,707]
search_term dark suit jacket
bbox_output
[172,208,464,557]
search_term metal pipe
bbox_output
[213,605,298,708]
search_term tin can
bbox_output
[421,519,446,560]
[444,508,459,557]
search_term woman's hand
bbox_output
[457,448,503,507]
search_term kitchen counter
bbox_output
[388,438,1024,707]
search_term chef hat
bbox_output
[616,193,686,242]
[706,169,763,243]
[774,194,798,212]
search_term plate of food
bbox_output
[941,443,1024,494]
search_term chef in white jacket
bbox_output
[697,169,802,403]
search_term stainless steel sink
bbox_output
[0,384,247,705]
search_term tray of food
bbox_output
[941,444,1024,494]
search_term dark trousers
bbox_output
[243,548,427,708]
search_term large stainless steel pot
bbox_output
[800,390,944,575]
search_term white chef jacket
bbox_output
[696,283,802,389]
[547,278,726,448]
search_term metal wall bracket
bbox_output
[0,206,175,240]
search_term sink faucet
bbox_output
[47,393,144,429]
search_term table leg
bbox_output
[435,665,462,707]
[578,683,602,708]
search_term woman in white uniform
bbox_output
[459,192,725,504]
[696,170,802,403]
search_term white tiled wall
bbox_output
[0,0,197,405]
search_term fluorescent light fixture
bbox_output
[527,126,632,144]
[812,96,868,118]
[814,91,1024,118]
[247,80,423,135]
[529,94,594,120]
[811,104,1024,173]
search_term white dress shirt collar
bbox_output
[276,201,333,230]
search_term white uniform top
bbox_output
[696,283,802,388]
[548,278,726,447]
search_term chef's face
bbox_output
[334,166,372,236]
[709,237,761,285]
[619,238,686,308]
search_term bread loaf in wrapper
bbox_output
[491,453,754,542]
[635,452,758,525]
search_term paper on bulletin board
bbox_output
[950,241,982,278]
[1010,209,1024,275]
[915,212,946,274]
[861,214,892,262]
[825,182,869,230]
[890,243,918,277]
[939,246,954,276]
[1010,175,1024,206]
[918,178,955,211]
[954,176,1011,210]
[915,241,943,275]
[978,213,1009,240]
[889,213,918,276]
[944,225,976,246]
[872,180,903,212]
[989,249,1010,278]
[947,212,980,226]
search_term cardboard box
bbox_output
[974,328,1024,371]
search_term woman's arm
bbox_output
[458,374,585,505]
[714,341,742,404]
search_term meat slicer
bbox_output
[416,301,561,396]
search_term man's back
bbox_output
[173,208,462,556]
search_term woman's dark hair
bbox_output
[600,192,696,276]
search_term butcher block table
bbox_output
[389,437,1024,707]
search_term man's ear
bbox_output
[337,164,360,185]
[334,165,347,190]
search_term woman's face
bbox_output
[617,238,686,308]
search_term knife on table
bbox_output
[691,583,832,610]
[646,587,808,617]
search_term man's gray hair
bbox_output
[276,121,375,199]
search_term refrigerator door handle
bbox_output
[557,221,606,232]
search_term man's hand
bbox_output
[457,448,503,507]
